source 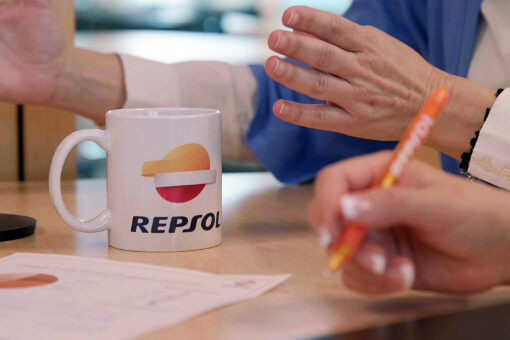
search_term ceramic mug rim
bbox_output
[106,108,220,119]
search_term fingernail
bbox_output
[273,57,279,73]
[275,33,289,50]
[272,58,283,76]
[359,252,386,275]
[339,194,372,220]
[388,264,415,289]
[318,228,332,248]
[276,102,286,116]
[287,11,300,26]
[400,265,415,288]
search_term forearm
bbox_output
[52,47,126,125]
[427,72,497,160]
[53,47,258,160]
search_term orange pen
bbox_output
[327,87,449,272]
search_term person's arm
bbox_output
[0,0,401,182]
[244,0,426,183]
[57,49,397,182]
[53,49,125,125]
[0,0,260,161]
[308,151,510,295]
[264,6,497,161]
[0,0,125,124]
[118,54,258,161]
[0,0,425,183]
[54,49,261,161]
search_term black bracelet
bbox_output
[459,88,504,175]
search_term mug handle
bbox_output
[49,129,111,233]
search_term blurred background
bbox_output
[74,0,353,178]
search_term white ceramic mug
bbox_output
[49,108,222,252]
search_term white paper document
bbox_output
[0,253,290,340]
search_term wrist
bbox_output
[425,72,497,160]
[53,47,126,125]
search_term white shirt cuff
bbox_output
[118,54,258,161]
[119,54,182,108]
[469,88,510,189]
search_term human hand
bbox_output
[0,0,68,105]
[308,151,510,295]
[265,6,496,159]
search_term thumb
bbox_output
[339,187,432,230]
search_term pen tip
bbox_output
[327,244,352,272]
[323,268,333,278]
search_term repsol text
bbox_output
[131,211,221,233]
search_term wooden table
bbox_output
[1,173,509,340]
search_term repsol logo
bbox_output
[131,211,221,233]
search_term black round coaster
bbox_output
[0,213,36,242]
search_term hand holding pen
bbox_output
[309,149,510,295]
[327,88,450,273]
[307,86,510,293]
[306,88,510,295]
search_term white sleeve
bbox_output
[119,54,258,162]
[468,88,510,189]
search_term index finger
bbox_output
[283,6,366,52]
[308,151,393,237]
[307,151,440,239]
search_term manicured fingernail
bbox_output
[275,33,288,50]
[318,228,332,248]
[339,194,372,220]
[400,265,415,288]
[287,11,300,26]
[359,252,386,275]
[388,264,415,289]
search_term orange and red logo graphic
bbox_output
[142,143,216,203]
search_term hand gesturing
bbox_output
[0,0,67,105]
